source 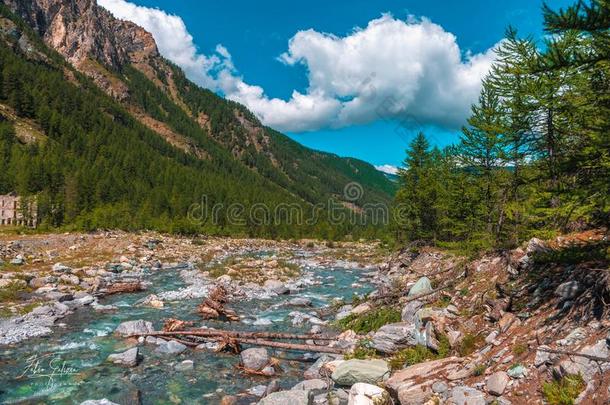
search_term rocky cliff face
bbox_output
[1,0,158,69]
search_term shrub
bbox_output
[335,307,401,334]
[512,343,528,356]
[473,364,487,376]
[458,333,483,356]
[0,281,28,302]
[388,334,451,371]
[542,374,585,405]
[345,340,378,360]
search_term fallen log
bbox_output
[230,337,343,354]
[135,329,337,341]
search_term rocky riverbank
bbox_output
[1,229,608,404]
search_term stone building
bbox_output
[0,193,37,227]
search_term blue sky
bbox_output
[99,0,573,171]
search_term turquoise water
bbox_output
[0,251,372,404]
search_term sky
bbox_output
[98,0,573,174]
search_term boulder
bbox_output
[331,359,390,386]
[348,383,391,405]
[264,280,289,295]
[29,277,55,289]
[257,390,312,405]
[303,354,339,380]
[385,358,461,397]
[107,347,140,367]
[288,297,312,307]
[291,379,328,393]
[449,386,486,405]
[115,320,154,336]
[555,281,581,300]
[59,274,80,286]
[486,371,509,396]
[350,303,372,316]
[401,300,423,323]
[507,365,526,379]
[155,340,187,355]
[371,322,425,354]
[52,263,72,273]
[552,338,610,383]
[175,360,194,371]
[138,294,164,308]
[0,279,26,289]
[408,277,433,297]
[80,400,120,405]
[10,255,25,265]
[240,347,269,371]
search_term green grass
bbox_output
[335,307,401,334]
[388,334,451,371]
[458,332,484,356]
[542,374,585,405]
[0,281,29,302]
[512,343,528,356]
[344,340,378,360]
[473,364,487,376]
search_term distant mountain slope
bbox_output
[0,0,395,237]
[0,0,395,207]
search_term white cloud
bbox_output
[98,1,497,133]
[375,165,400,175]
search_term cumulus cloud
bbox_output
[375,165,400,175]
[99,1,497,133]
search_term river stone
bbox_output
[555,281,581,300]
[80,400,120,405]
[401,300,423,323]
[408,277,432,297]
[248,385,267,397]
[107,347,140,367]
[288,297,312,307]
[115,320,154,336]
[257,390,312,405]
[156,340,187,355]
[240,347,269,371]
[265,379,281,396]
[264,279,289,295]
[449,386,486,405]
[175,360,194,371]
[487,371,509,396]
[291,378,328,392]
[29,277,55,289]
[304,354,339,379]
[331,359,390,386]
[371,322,425,354]
[348,383,391,405]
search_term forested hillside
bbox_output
[0,1,394,238]
[394,0,609,253]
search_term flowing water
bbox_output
[0,250,373,404]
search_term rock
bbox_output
[535,345,558,367]
[175,360,194,371]
[385,358,461,399]
[29,277,55,288]
[289,297,312,307]
[265,379,281,396]
[220,396,238,405]
[525,238,549,254]
[292,379,328,393]
[80,400,120,405]
[348,383,391,405]
[249,385,268,397]
[216,274,232,284]
[107,347,140,367]
[446,304,459,315]
[52,263,72,273]
[46,291,73,302]
[76,295,95,306]
[557,327,587,346]
[350,303,371,316]
[59,274,80,285]
[260,366,275,376]
[485,331,499,344]
[240,347,269,371]
[371,322,425,354]
[155,340,187,355]
[304,354,339,380]
[331,359,390,386]
[115,320,154,336]
[31,305,54,316]
[486,371,509,396]
[264,279,289,295]
[10,255,25,265]
[258,390,312,405]
[53,302,70,315]
[401,300,423,323]
[552,338,610,383]
[408,277,432,297]
[507,365,526,379]
[432,381,449,394]
[449,386,486,405]
[447,330,463,348]
[138,294,164,308]
[555,281,581,300]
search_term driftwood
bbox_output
[163,318,194,332]
[538,347,610,363]
[138,329,336,341]
[197,285,240,321]
[105,282,143,295]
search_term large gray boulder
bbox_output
[115,320,154,336]
[107,347,140,367]
[257,390,312,405]
[264,280,289,295]
[486,371,509,396]
[291,378,328,393]
[348,383,391,405]
[331,359,390,386]
[303,354,340,379]
[449,386,486,405]
[240,347,269,371]
[401,300,423,323]
[408,277,433,297]
[555,281,581,300]
[372,322,426,354]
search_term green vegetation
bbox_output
[542,374,585,405]
[335,307,401,334]
[472,364,487,376]
[512,343,528,356]
[0,281,28,302]
[458,333,484,357]
[388,335,450,371]
[533,240,610,265]
[344,340,378,360]
[393,0,609,253]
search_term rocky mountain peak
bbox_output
[1,0,158,69]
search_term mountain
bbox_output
[0,0,395,238]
